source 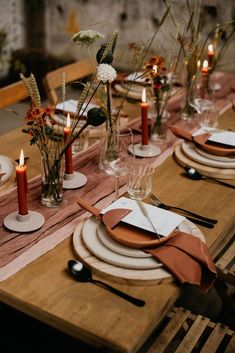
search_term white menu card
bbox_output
[101,197,185,237]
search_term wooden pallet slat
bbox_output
[200,323,229,353]
[146,307,235,353]
[175,315,210,353]
[146,307,190,353]
[224,333,235,353]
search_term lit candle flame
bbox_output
[19,149,24,167]
[208,44,214,53]
[153,65,158,74]
[141,88,146,103]
[66,113,71,129]
[202,60,208,70]
[197,60,201,70]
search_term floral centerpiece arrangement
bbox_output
[21,72,106,207]
[71,4,172,153]
[20,4,174,206]
[165,0,235,119]
[143,55,174,140]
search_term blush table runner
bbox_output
[0,72,235,282]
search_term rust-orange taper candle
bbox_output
[16,149,28,215]
[201,60,209,99]
[208,44,214,69]
[141,87,148,145]
[64,114,73,175]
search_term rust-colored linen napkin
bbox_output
[145,231,217,292]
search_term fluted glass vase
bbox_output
[41,153,64,207]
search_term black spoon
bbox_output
[67,260,145,307]
[184,167,235,189]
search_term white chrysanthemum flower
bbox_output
[97,64,117,83]
[71,30,104,45]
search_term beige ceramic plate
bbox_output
[182,142,235,169]
[82,217,162,269]
[97,220,192,259]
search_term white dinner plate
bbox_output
[182,142,235,169]
[97,220,192,259]
[82,217,162,269]
[195,145,235,163]
[0,155,14,186]
[81,217,196,270]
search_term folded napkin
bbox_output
[77,197,217,292]
[170,125,193,141]
[145,231,217,292]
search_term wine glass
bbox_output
[100,127,135,199]
[188,76,214,123]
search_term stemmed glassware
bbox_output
[100,127,135,199]
[188,77,215,126]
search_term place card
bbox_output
[56,100,97,116]
[193,128,235,147]
[209,131,235,147]
[101,197,185,236]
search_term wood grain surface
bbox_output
[0,103,234,353]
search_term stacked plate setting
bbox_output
[80,216,192,270]
[175,128,235,180]
[181,141,235,170]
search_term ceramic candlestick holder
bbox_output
[63,171,88,189]
[128,143,161,158]
[3,211,45,232]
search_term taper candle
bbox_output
[197,60,201,73]
[16,149,28,215]
[64,114,73,175]
[208,44,214,68]
[201,60,208,99]
[141,88,148,145]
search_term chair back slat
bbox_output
[43,58,95,105]
[0,81,29,109]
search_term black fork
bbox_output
[150,194,217,228]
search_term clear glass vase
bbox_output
[181,72,197,121]
[151,111,168,142]
[99,127,135,198]
[41,154,64,207]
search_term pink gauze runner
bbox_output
[0,72,235,282]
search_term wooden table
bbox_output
[0,107,235,353]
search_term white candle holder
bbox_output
[3,211,45,232]
[128,143,161,158]
[63,171,88,189]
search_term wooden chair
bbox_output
[145,306,235,353]
[43,58,95,105]
[0,80,29,109]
